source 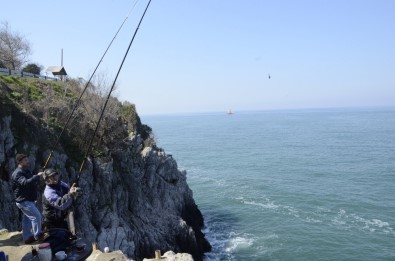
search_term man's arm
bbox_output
[14,170,41,187]
[44,188,73,211]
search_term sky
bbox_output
[1,0,394,115]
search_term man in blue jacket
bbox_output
[42,168,79,230]
[42,168,80,253]
[11,154,44,244]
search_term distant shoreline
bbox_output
[140,106,395,117]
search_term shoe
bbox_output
[24,235,36,244]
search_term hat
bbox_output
[16,154,28,163]
[44,168,58,179]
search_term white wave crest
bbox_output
[331,209,394,234]
[225,234,254,252]
[242,200,279,210]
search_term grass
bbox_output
[0,74,145,169]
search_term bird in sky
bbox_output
[268,74,271,79]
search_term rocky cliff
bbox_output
[0,76,211,260]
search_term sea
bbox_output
[141,108,395,261]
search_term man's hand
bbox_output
[37,171,44,179]
[69,183,81,199]
[69,183,78,194]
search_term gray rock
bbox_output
[0,115,211,261]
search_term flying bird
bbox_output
[268,74,271,79]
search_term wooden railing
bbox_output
[0,67,59,81]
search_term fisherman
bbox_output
[11,153,45,244]
[42,168,79,229]
[42,168,80,252]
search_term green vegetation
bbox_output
[0,75,15,84]
[25,82,44,100]
[52,83,62,95]
[0,75,150,166]
[10,91,22,100]
[0,21,153,166]
[22,63,42,74]
[1,76,44,101]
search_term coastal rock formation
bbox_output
[0,78,211,260]
[0,230,194,261]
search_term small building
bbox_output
[46,66,67,80]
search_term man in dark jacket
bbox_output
[11,154,44,244]
[42,168,79,229]
[42,168,80,253]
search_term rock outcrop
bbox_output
[0,230,194,261]
[0,77,211,260]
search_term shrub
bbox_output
[22,63,42,74]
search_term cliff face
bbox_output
[0,77,211,260]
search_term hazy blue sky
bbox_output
[1,0,394,115]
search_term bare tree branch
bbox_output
[0,21,31,69]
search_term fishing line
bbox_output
[77,0,152,181]
[43,0,140,169]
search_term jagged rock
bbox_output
[0,109,211,261]
[86,249,135,261]
[143,250,194,261]
[0,230,192,261]
[162,251,194,261]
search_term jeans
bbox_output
[16,201,42,240]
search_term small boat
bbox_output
[227,109,234,115]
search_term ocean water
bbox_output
[141,108,395,260]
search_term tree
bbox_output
[22,63,42,74]
[0,22,31,69]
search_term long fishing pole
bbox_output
[77,0,152,181]
[43,1,139,169]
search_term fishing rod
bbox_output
[67,0,151,237]
[76,0,152,182]
[43,1,139,169]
